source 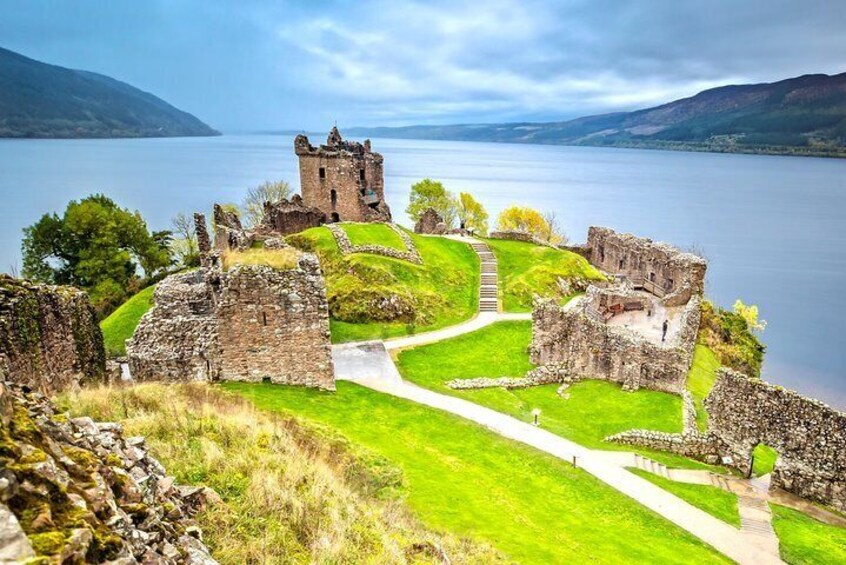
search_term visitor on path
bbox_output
[662,319,668,342]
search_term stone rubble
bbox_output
[0,378,218,564]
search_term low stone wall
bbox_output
[706,368,846,512]
[606,429,728,466]
[446,364,571,390]
[328,223,422,264]
[529,296,699,394]
[489,230,551,247]
[0,275,105,393]
[127,254,335,390]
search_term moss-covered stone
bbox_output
[28,531,66,555]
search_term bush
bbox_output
[698,300,765,377]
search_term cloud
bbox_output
[1,0,844,129]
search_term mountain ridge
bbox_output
[347,72,846,157]
[0,46,219,138]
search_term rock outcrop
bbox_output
[0,275,105,394]
[0,377,217,563]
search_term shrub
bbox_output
[698,300,765,377]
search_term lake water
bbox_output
[1,135,844,407]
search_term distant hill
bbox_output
[348,73,846,157]
[0,47,219,138]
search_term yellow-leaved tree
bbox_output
[733,299,767,333]
[496,205,565,244]
[456,192,489,235]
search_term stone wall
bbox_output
[489,230,550,247]
[529,296,700,394]
[585,227,706,306]
[414,207,446,235]
[260,194,326,236]
[0,379,217,563]
[0,275,105,394]
[706,369,846,511]
[127,254,335,390]
[328,223,423,265]
[213,203,250,253]
[295,127,391,223]
[216,256,334,389]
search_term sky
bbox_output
[1,0,845,132]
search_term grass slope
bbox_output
[289,226,479,343]
[629,469,741,527]
[484,238,603,312]
[99,285,155,356]
[395,321,721,470]
[771,504,846,565]
[686,344,721,431]
[227,381,730,564]
[752,444,779,477]
[64,383,503,564]
[342,223,407,250]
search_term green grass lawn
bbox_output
[629,468,741,527]
[99,284,156,356]
[225,381,731,564]
[484,238,603,312]
[394,321,723,471]
[289,226,479,343]
[687,344,721,431]
[771,504,846,564]
[752,444,778,477]
[341,222,408,250]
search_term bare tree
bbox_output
[170,213,199,267]
[542,210,568,245]
[242,180,293,228]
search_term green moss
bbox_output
[11,406,40,441]
[19,447,48,464]
[63,446,100,469]
[29,531,66,555]
[105,453,123,467]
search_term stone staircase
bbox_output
[471,242,499,313]
[633,453,671,479]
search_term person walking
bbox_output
[662,319,669,342]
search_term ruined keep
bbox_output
[706,369,846,512]
[0,275,105,393]
[294,127,392,223]
[583,227,706,307]
[259,194,326,236]
[127,253,335,390]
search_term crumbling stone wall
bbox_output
[213,203,250,253]
[328,223,423,264]
[414,207,446,235]
[260,194,326,236]
[706,369,846,512]
[0,379,217,563]
[127,254,335,390]
[489,230,551,247]
[0,275,105,394]
[530,296,700,394]
[295,127,392,223]
[585,227,706,306]
[216,256,334,389]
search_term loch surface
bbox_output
[1,135,844,406]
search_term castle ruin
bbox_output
[295,127,391,223]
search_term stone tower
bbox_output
[294,127,392,223]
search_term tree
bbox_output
[496,205,565,244]
[170,213,200,268]
[733,299,767,333]
[242,180,293,228]
[406,179,457,229]
[456,192,489,235]
[21,194,172,315]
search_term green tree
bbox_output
[406,179,457,229]
[22,194,172,315]
[496,205,564,244]
[733,299,767,333]
[242,180,293,228]
[456,192,489,235]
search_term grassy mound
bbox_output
[288,225,479,343]
[699,299,765,377]
[485,238,603,312]
[221,247,299,270]
[227,381,730,564]
[342,222,408,250]
[65,383,504,564]
[395,321,721,471]
[100,284,155,356]
[629,468,741,527]
[771,504,846,565]
[686,344,721,431]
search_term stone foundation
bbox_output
[328,223,422,264]
[127,254,335,390]
[529,296,699,394]
[0,275,105,394]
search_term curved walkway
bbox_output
[331,235,783,565]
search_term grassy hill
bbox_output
[100,284,156,356]
[0,46,219,138]
[348,73,846,157]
